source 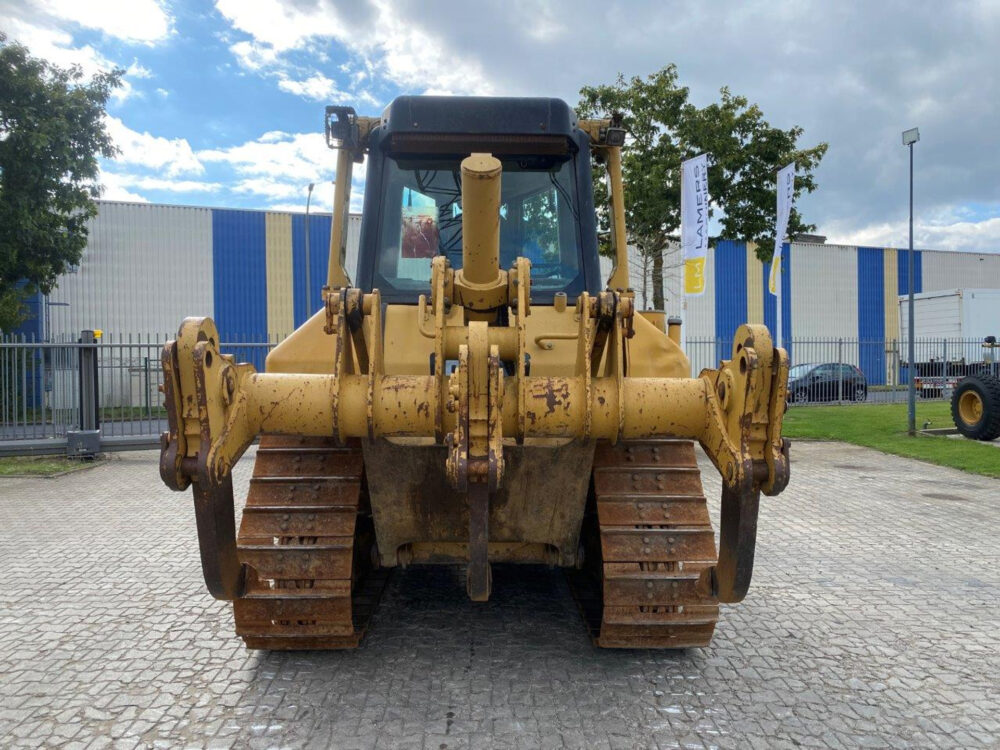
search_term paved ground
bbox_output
[1,442,998,749]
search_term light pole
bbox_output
[305,182,315,315]
[902,127,919,436]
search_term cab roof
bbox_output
[379,96,579,138]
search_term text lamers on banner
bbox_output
[682,154,710,297]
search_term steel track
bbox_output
[232,436,388,650]
[568,439,720,648]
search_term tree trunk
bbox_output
[652,247,665,310]
[640,251,649,309]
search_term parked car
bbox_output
[787,362,868,403]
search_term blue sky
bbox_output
[2,0,1000,252]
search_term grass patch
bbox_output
[0,455,99,477]
[101,406,167,420]
[784,401,1000,478]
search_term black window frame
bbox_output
[355,125,603,305]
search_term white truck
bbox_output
[898,289,1000,397]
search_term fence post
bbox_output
[891,339,903,402]
[66,330,101,457]
[837,338,843,403]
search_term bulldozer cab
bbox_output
[355,96,603,303]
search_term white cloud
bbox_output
[214,0,339,51]
[0,3,166,101]
[227,38,377,105]
[229,40,281,72]
[28,0,171,44]
[1,17,117,78]
[194,129,370,211]
[99,171,149,203]
[104,116,205,177]
[215,0,493,98]
[101,169,225,202]
[826,209,1000,254]
[126,61,153,79]
[513,0,567,41]
[277,73,346,102]
[233,177,311,202]
[198,131,331,182]
[105,173,223,193]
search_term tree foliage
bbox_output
[0,33,121,331]
[578,66,828,307]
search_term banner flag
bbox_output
[681,154,710,296]
[768,163,796,295]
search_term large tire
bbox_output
[951,374,1000,441]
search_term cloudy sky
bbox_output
[2,0,999,252]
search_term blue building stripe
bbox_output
[292,214,333,328]
[714,240,748,359]
[897,248,922,295]
[12,286,45,341]
[212,209,268,366]
[762,243,792,358]
[858,247,886,385]
[10,287,45,408]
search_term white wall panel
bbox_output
[900,288,1000,342]
[626,242,683,319]
[598,254,613,288]
[922,250,1000,293]
[345,214,362,283]
[899,290,961,339]
[593,244,684,318]
[684,245,715,340]
[790,242,858,341]
[46,202,213,340]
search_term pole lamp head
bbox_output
[902,128,920,146]
[308,182,315,193]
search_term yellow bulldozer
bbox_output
[159,96,790,650]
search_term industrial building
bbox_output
[19,201,362,344]
[15,200,1000,384]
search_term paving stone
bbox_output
[0,443,997,748]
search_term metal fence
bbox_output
[0,332,275,456]
[687,337,999,405]
[3,332,997,456]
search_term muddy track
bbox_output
[568,439,720,648]
[232,436,388,650]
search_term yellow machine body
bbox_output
[159,96,790,649]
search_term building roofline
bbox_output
[95,198,361,218]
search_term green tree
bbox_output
[0,33,121,332]
[578,66,828,309]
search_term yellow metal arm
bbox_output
[160,308,788,500]
[604,146,630,291]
